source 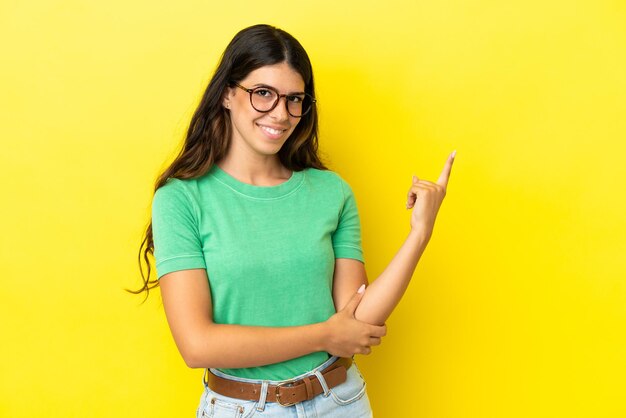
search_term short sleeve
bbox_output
[151,179,207,279]
[331,177,364,263]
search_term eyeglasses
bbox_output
[231,82,316,118]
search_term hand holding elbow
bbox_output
[323,287,387,357]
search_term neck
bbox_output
[216,151,292,187]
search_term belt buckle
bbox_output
[274,380,298,407]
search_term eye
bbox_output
[287,95,305,103]
[253,88,276,99]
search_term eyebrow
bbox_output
[250,83,306,95]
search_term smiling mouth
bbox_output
[258,124,288,136]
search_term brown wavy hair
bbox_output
[128,24,327,299]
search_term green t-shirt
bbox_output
[151,164,364,380]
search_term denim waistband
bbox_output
[204,355,344,386]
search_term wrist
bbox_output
[408,225,432,244]
[314,320,330,353]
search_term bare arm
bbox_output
[159,268,386,369]
[333,151,456,326]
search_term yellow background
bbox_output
[1,1,625,417]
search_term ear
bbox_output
[222,87,234,109]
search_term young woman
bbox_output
[132,24,455,417]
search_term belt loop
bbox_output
[303,376,314,401]
[256,381,269,412]
[202,368,209,389]
[313,370,331,397]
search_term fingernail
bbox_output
[357,284,365,294]
[412,175,418,183]
[451,150,457,158]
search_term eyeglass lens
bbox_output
[249,87,313,117]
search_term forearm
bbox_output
[161,269,383,371]
[184,322,328,369]
[354,228,431,325]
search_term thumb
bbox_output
[341,284,366,316]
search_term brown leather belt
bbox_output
[206,357,353,407]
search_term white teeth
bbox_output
[260,125,284,135]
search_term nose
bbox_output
[268,96,290,121]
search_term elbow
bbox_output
[176,331,217,369]
[182,353,205,369]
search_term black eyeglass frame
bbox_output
[230,82,317,118]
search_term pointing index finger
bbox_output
[436,150,456,188]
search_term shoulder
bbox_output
[154,177,190,201]
[303,168,351,188]
[301,168,356,205]
[152,177,201,216]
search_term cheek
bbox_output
[233,107,257,126]
[290,117,303,131]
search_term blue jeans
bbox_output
[196,356,373,417]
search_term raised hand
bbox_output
[324,285,387,357]
[406,151,456,238]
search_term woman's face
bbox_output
[223,62,305,161]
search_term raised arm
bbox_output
[159,267,386,369]
[333,151,456,326]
